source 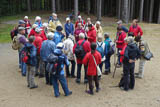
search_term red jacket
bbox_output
[83,51,101,76]
[33,36,42,55]
[129,25,143,37]
[120,43,127,63]
[75,20,86,28]
[87,27,97,43]
[116,31,126,49]
[28,28,36,38]
[41,30,47,41]
[73,39,91,64]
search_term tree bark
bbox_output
[128,0,131,21]
[149,0,154,23]
[52,0,56,13]
[139,0,144,22]
[158,1,160,24]
[27,0,31,12]
[97,0,102,21]
[130,0,134,20]
[122,0,129,23]
[87,0,90,15]
[56,0,61,12]
[74,0,78,21]
[118,0,121,19]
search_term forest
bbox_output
[0,0,160,23]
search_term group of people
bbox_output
[11,13,150,97]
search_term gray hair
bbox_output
[104,32,110,38]
[28,36,35,43]
[127,36,134,44]
[79,33,85,39]
[47,32,54,40]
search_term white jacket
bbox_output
[63,38,75,61]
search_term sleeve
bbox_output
[65,24,69,35]
[40,42,44,58]
[128,26,132,33]
[97,53,102,65]
[116,33,126,44]
[73,44,76,54]
[85,42,91,53]
[138,26,143,36]
[124,47,129,62]
[51,42,56,53]
[64,55,70,66]
[71,24,74,35]
[30,47,37,58]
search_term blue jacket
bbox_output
[122,26,128,33]
[40,40,56,62]
[65,23,74,37]
[24,43,37,66]
[35,21,42,28]
[53,31,64,45]
[54,49,69,75]
[104,38,112,55]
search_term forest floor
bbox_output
[0,12,160,107]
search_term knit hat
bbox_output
[66,17,70,21]
[19,20,25,25]
[56,42,64,49]
[56,26,63,31]
[117,20,122,25]
[127,36,134,44]
[24,16,28,19]
[35,16,41,21]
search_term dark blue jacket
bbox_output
[122,26,128,33]
[65,23,74,37]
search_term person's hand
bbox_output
[129,59,135,63]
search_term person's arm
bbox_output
[124,47,129,62]
[71,24,74,35]
[65,24,69,36]
[64,55,70,67]
[138,26,143,36]
[30,46,37,58]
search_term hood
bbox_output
[128,43,137,49]
[90,26,95,31]
[54,49,63,56]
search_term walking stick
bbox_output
[112,59,118,78]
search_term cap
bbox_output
[35,16,41,21]
[56,26,63,31]
[24,16,28,19]
[18,27,25,31]
[56,42,64,49]
[19,20,25,25]
[78,16,81,19]
[66,17,70,21]
[96,21,101,25]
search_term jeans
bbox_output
[117,48,122,65]
[44,62,52,84]
[99,62,103,73]
[105,55,111,72]
[87,75,99,92]
[77,64,87,80]
[138,59,146,78]
[18,51,21,68]
[21,61,27,75]
[66,60,76,76]
[52,74,70,97]
[27,65,36,88]
[123,63,135,90]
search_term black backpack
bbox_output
[74,40,86,59]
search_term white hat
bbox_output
[42,23,48,27]
[32,24,38,28]
[96,21,101,25]
[78,16,82,19]
[52,13,57,17]
[24,16,28,19]
[35,28,42,33]
[117,20,122,24]
[66,17,70,21]
[56,42,64,49]
[35,16,41,21]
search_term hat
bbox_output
[19,20,25,25]
[117,20,122,25]
[35,28,42,33]
[78,16,81,19]
[24,16,28,19]
[66,17,70,21]
[56,42,64,49]
[52,13,57,17]
[18,27,25,31]
[35,16,41,21]
[56,26,63,31]
[32,24,38,28]
[42,23,48,27]
[96,21,101,25]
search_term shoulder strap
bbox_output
[92,55,97,67]
[81,40,85,46]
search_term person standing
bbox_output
[95,21,103,36]
[53,26,65,45]
[83,43,101,95]
[24,16,32,34]
[120,37,140,91]
[87,24,97,44]
[40,32,56,85]
[84,18,92,32]
[73,33,91,84]
[64,17,74,38]
[117,20,128,33]
[63,35,76,78]
[74,23,85,42]
[75,16,86,29]
[34,16,43,29]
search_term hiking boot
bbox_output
[96,88,101,92]
[135,75,143,79]
[71,75,76,78]
[30,85,38,89]
[84,79,88,84]
[65,91,72,96]
[103,72,109,75]
[39,74,44,78]
[75,79,80,84]
[86,90,94,95]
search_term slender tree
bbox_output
[27,0,31,13]
[139,0,144,22]
[74,0,78,21]
[130,0,134,20]
[52,0,56,13]
[149,0,154,23]
[87,0,90,15]
[97,0,102,21]
[122,0,129,23]
[56,0,61,12]
[118,0,121,19]
[158,2,160,24]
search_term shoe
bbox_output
[103,72,109,75]
[22,74,26,77]
[135,75,143,79]
[71,75,76,78]
[30,85,38,89]
[27,85,30,87]
[86,90,94,95]
[96,88,101,92]
[75,79,80,84]
[65,91,72,96]
[84,79,88,84]
[66,75,71,78]
[134,73,139,75]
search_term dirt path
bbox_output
[0,23,160,107]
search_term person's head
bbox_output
[128,32,134,37]
[79,33,85,40]
[19,20,25,27]
[24,16,28,21]
[66,17,70,23]
[52,13,57,20]
[18,27,25,35]
[117,20,122,26]
[134,35,141,42]
[97,34,103,42]
[87,18,91,24]
[56,26,63,32]
[117,26,122,32]
[91,43,97,54]
[127,36,134,44]
[96,21,101,28]
[35,16,41,22]
[35,28,42,34]
[88,24,93,30]
[56,42,64,49]
[78,16,82,21]
[104,32,110,39]
[42,23,48,29]
[124,37,128,44]
[47,32,54,40]
[132,19,138,26]
[28,36,35,43]
[77,23,82,29]
[32,24,38,29]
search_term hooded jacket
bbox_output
[116,31,126,49]
[53,31,64,45]
[65,22,74,37]
[129,24,143,37]
[87,26,97,43]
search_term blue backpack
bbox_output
[97,42,104,58]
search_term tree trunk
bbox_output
[118,0,121,19]
[87,0,90,15]
[158,1,160,24]
[149,0,154,23]
[52,0,56,13]
[97,0,102,21]
[74,0,78,21]
[128,0,131,21]
[56,0,61,12]
[139,0,144,22]
[130,0,134,20]
[27,0,31,12]
[122,0,129,23]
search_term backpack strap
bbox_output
[80,40,86,46]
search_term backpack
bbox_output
[96,42,104,58]
[21,47,30,63]
[74,40,86,59]
[106,40,115,56]
[12,36,19,50]
[10,27,18,40]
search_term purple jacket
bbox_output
[74,28,85,42]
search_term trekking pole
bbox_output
[112,60,118,78]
